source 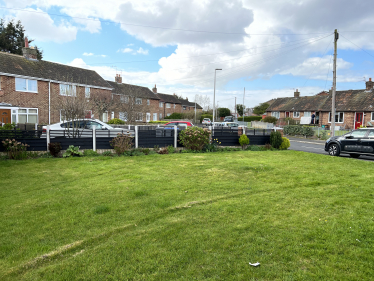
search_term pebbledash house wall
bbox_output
[0,75,112,124]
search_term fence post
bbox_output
[243,126,246,136]
[46,125,50,151]
[135,126,138,148]
[128,125,131,130]
[35,123,38,130]
[174,126,177,148]
[93,126,96,151]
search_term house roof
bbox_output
[177,98,203,109]
[266,89,374,112]
[156,93,181,104]
[107,81,160,100]
[0,51,112,89]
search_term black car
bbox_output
[325,128,374,158]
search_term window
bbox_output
[60,84,76,96]
[304,111,311,117]
[102,112,108,122]
[159,113,162,119]
[293,111,300,118]
[328,112,344,123]
[120,95,129,103]
[271,112,280,118]
[85,87,90,98]
[17,108,38,124]
[371,112,374,121]
[174,104,176,109]
[183,105,187,110]
[159,102,164,108]
[15,78,38,93]
[111,112,115,119]
[167,113,171,117]
[119,112,128,121]
[136,112,143,121]
[166,103,171,108]
[136,98,142,105]
[147,99,150,105]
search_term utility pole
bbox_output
[235,97,237,117]
[331,29,338,137]
[243,87,245,119]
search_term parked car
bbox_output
[224,116,234,122]
[221,122,239,128]
[42,119,130,138]
[164,121,194,127]
[202,118,212,126]
[325,128,374,158]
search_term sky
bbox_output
[1,0,374,112]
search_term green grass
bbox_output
[1,151,374,280]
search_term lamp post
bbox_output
[213,68,222,131]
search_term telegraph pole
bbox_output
[243,87,245,119]
[331,29,338,137]
[235,97,237,117]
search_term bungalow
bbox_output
[266,79,374,130]
[0,39,113,125]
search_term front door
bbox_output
[355,112,363,129]
[285,112,290,118]
[146,113,151,122]
[153,113,157,121]
[0,109,11,124]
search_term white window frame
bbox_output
[159,102,164,108]
[102,112,108,122]
[159,113,162,119]
[146,112,151,122]
[136,98,142,105]
[304,111,311,117]
[120,95,129,103]
[293,111,300,118]
[328,112,344,123]
[183,105,187,110]
[147,99,150,105]
[15,78,38,93]
[371,112,374,121]
[60,84,76,96]
[119,112,128,122]
[174,104,176,109]
[16,108,38,123]
[166,103,171,108]
[111,112,115,119]
[136,112,143,121]
[271,111,280,118]
[85,87,90,98]
[153,113,157,121]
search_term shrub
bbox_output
[263,143,273,150]
[142,148,151,155]
[247,145,260,151]
[239,134,250,150]
[164,113,183,119]
[284,117,298,125]
[0,123,16,130]
[283,125,314,137]
[1,139,29,160]
[237,116,262,122]
[263,116,278,124]
[107,118,126,125]
[110,133,133,155]
[179,127,211,150]
[204,138,220,152]
[279,137,290,150]
[83,149,100,157]
[102,151,113,157]
[158,147,169,154]
[48,142,62,157]
[167,145,175,154]
[153,145,160,152]
[270,131,282,149]
[63,145,83,158]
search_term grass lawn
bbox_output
[1,151,374,280]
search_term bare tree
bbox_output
[90,92,115,122]
[194,94,211,111]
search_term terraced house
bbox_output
[0,40,113,125]
[266,79,374,130]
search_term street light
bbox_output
[213,68,222,130]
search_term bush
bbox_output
[270,131,282,149]
[149,121,169,124]
[102,151,113,157]
[167,145,175,154]
[263,116,278,124]
[204,138,220,152]
[110,133,133,155]
[158,147,169,154]
[164,113,183,119]
[0,123,16,130]
[83,149,100,157]
[284,117,298,125]
[63,145,83,158]
[283,125,314,137]
[239,134,250,150]
[200,114,213,123]
[237,116,262,122]
[107,118,126,125]
[279,137,290,150]
[263,143,273,150]
[1,139,29,160]
[48,142,62,157]
[179,127,211,151]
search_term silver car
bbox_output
[42,119,131,138]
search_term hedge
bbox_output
[237,116,262,122]
[283,125,314,137]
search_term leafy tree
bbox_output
[253,102,270,115]
[236,104,245,116]
[0,18,43,59]
[217,107,231,117]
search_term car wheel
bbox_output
[350,154,360,158]
[328,143,340,156]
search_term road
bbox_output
[289,137,374,161]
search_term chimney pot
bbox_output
[25,37,29,48]
[366,78,374,90]
[152,84,157,94]
[294,89,300,98]
[115,74,122,83]
[370,78,372,82]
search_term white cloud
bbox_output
[119,48,133,53]
[83,52,94,56]
[136,47,149,55]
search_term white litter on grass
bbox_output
[249,262,260,267]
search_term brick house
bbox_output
[149,85,181,119]
[177,97,203,113]
[107,77,161,122]
[266,79,374,130]
[0,42,113,125]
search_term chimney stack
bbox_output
[22,37,38,60]
[366,78,374,90]
[294,89,300,98]
[152,84,157,93]
[115,74,122,84]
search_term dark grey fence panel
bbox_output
[0,138,46,152]
[57,138,93,150]
[138,130,175,148]
[0,130,42,139]
[247,135,271,145]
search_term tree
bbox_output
[217,108,231,117]
[236,104,245,117]
[253,102,270,115]
[194,94,211,111]
[91,93,115,122]
[0,18,43,59]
